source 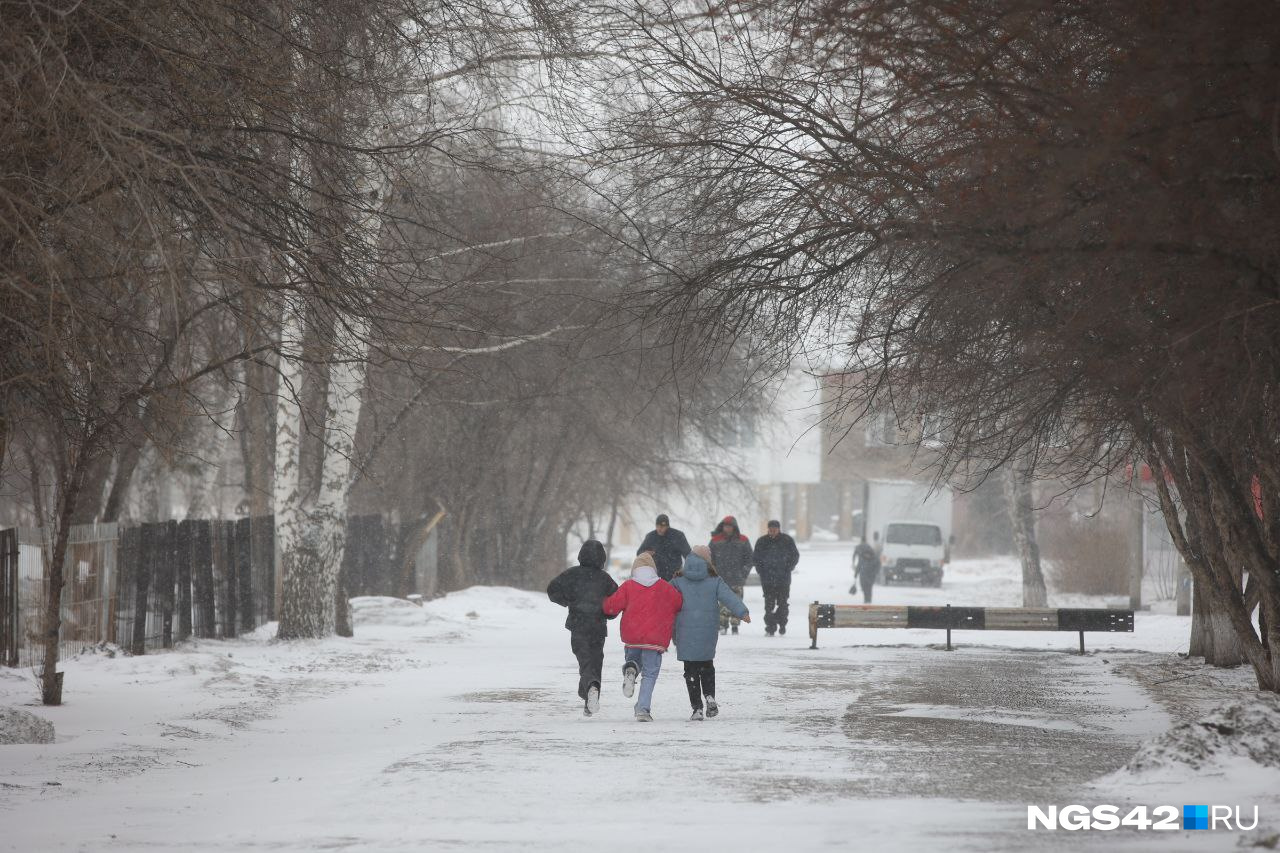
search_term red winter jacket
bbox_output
[602,579,684,651]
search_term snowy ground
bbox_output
[2,545,1277,851]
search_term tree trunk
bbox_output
[102,441,144,522]
[274,298,310,638]
[1189,574,1210,658]
[41,446,90,706]
[278,317,369,639]
[1004,466,1048,608]
[69,449,113,524]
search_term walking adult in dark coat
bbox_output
[546,540,618,715]
[709,516,754,634]
[853,535,880,603]
[753,520,800,636]
[636,513,692,582]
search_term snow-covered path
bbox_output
[0,546,1269,851]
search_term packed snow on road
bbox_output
[2,544,1276,852]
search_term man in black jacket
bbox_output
[636,513,691,581]
[546,540,618,716]
[753,520,800,636]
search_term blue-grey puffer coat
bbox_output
[671,554,748,661]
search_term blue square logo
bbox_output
[1183,805,1209,830]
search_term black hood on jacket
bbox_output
[578,540,607,570]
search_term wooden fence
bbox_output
[0,512,440,665]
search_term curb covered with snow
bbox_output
[1123,693,1280,774]
[0,705,55,745]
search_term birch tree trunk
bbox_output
[278,318,370,639]
[273,300,310,636]
[1004,466,1048,608]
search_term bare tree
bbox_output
[576,0,1280,689]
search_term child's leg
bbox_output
[700,660,716,700]
[635,649,662,714]
[571,630,605,699]
[683,660,705,710]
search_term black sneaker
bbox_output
[705,696,719,718]
[731,625,738,635]
[779,625,786,636]
[765,629,776,637]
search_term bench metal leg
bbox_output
[809,612,819,650]
[1079,631,1085,655]
[946,628,952,651]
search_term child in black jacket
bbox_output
[547,540,618,716]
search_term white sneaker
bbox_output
[585,684,600,716]
[635,710,653,722]
[705,696,719,718]
[622,663,638,698]
[690,708,705,721]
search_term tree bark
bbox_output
[1004,466,1048,608]
[102,441,144,522]
[278,317,370,639]
[273,298,310,637]
[41,442,91,705]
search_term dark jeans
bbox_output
[762,582,790,632]
[857,573,876,603]
[570,629,605,699]
[683,660,716,709]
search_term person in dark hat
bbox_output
[753,520,799,636]
[636,513,692,582]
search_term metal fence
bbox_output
[13,523,119,669]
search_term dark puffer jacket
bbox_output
[546,541,619,633]
[754,531,800,586]
[636,527,692,581]
[709,516,754,587]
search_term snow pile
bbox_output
[0,705,55,745]
[351,595,429,627]
[1124,693,1280,774]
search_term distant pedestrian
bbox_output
[602,553,684,721]
[672,545,750,720]
[710,515,754,634]
[636,513,692,582]
[546,540,619,716]
[853,536,879,603]
[753,520,799,636]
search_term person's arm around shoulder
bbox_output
[715,577,750,622]
[602,581,628,617]
[668,581,684,612]
[604,574,620,618]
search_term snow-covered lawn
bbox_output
[1,545,1276,851]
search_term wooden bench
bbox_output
[807,602,1134,653]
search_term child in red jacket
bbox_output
[602,553,684,721]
